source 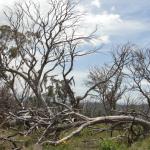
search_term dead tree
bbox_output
[87,44,131,115]
[0,0,98,109]
[109,45,150,118]
[128,48,150,109]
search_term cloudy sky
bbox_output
[74,0,150,94]
[0,0,150,95]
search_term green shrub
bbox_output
[0,144,5,150]
[99,139,123,150]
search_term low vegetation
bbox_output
[1,125,150,150]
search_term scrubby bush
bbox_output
[0,86,20,121]
[99,139,127,150]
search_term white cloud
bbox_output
[83,11,121,30]
[100,35,110,43]
[111,6,116,12]
[90,35,110,45]
[141,79,150,86]
[91,0,101,8]
[77,11,121,44]
[80,10,149,40]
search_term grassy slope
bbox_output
[1,126,150,150]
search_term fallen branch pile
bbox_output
[1,102,150,146]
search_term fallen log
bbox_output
[41,115,150,145]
